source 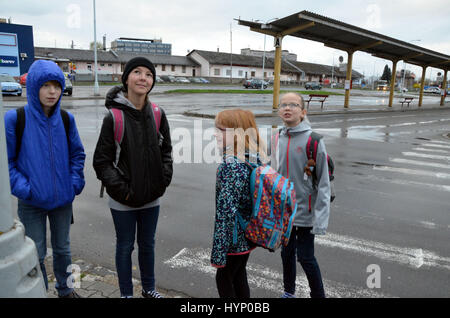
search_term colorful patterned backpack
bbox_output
[235,161,298,252]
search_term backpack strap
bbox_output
[306,131,323,212]
[60,109,70,151]
[15,107,26,160]
[151,102,161,132]
[109,108,125,167]
[306,131,322,162]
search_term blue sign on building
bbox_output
[0,55,18,67]
[0,23,34,76]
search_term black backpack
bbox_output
[15,106,73,224]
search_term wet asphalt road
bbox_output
[3,91,450,298]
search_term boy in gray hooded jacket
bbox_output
[274,92,331,298]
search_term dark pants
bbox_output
[17,200,74,297]
[110,206,159,297]
[281,226,325,298]
[216,253,250,298]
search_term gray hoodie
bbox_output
[274,120,330,235]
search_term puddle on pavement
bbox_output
[315,126,392,142]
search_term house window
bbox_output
[251,71,256,77]
[100,63,105,67]
[226,69,231,76]
[87,64,92,71]
[171,65,175,72]
[238,70,243,77]
[182,65,186,73]
[214,68,220,76]
[108,64,112,67]
[162,65,166,71]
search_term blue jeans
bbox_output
[281,226,325,298]
[110,206,160,297]
[17,200,74,297]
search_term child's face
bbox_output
[126,66,154,96]
[39,80,62,109]
[278,93,307,127]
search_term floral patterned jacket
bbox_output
[211,156,255,268]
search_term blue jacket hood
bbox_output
[26,60,65,117]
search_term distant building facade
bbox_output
[111,37,171,55]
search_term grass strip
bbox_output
[164,89,343,96]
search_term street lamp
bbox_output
[93,0,99,96]
[261,18,278,90]
[401,39,421,95]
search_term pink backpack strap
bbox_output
[109,108,124,144]
[151,102,161,132]
[109,108,124,167]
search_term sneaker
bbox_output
[281,291,295,298]
[142,290,163,298]
[59,291,82,298]
[120,295,133,298]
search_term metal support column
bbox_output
[272,35,283,110]
[0,89,47,297]
[419,65,427,107]
[440,69,448,106]
[344,51,354,108]
[388,60,399,107]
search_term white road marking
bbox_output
[422,143,450,149]
[164,247,393,298]
[390,158,450,170]
[315,233,450,271]
[373,165,450,180]
[402,152,450,161]
[413,147,450,154]
[366,174,450,193]
[428,140,450,145]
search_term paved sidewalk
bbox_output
[183,100,450,119]
[44,252,189,298]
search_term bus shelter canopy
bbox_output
[237,10,450,69]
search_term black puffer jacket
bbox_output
[93,86,173,208]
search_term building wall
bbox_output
[208,64,296,82]
[0,23,34,76]
[188,52,210,77]
[154,64,199,77]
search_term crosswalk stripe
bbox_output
[366,173,450,193]
[422,143,450,149]
[402,152,450,161]
[413,147,450,154]
[316,233,450,271]
[164,247,393,298]
[373,165,450,179]
[390,158,450,170]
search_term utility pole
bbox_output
[93,0,99,96]
[0,88,47,297]
[230,23,233,84]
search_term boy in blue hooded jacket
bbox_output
[4,60,86,298]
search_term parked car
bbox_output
[19,73,28,86]
[160,75,176,83]
[424,86,441,94]
[189,77,203,83]
[155,75,164,83]
[1,74,22,96]
[305,82,322,90]
[197,77,210,84]
[243,78,268,89]
[63,77,73,96]
[175,76,190,83]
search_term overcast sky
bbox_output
[3,0,450,79]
